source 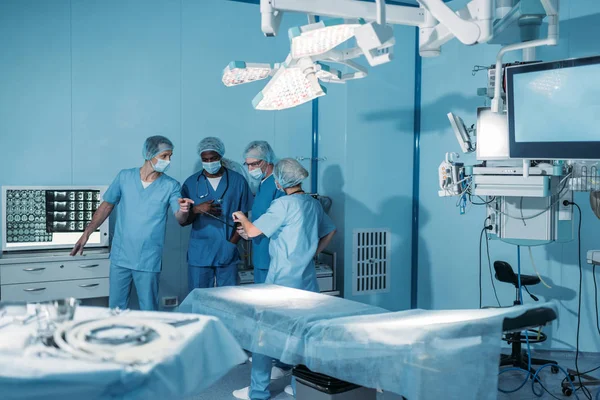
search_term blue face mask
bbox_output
[275,181,285,193]
[152,159,170,173]
[203,161,222,174]
[249,167,265,180]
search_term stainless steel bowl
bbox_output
[37,298,79,323]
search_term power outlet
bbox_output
[162,296,179,308]
[558,191,573,221]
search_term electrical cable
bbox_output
[454,179,473,207]
[574,203,592,399]
[479,226,485,309]
[489,175,571,221]
[498,246,579,398]
[53,317,179,365]
[498,367,532,393]
[594,264,600,337]
[570,202,592,400]
[498,246,533,394]
[520,197,527,226]
[518,246,533,380]
[499,364,579,398]
[562,363,600,392]
[467,192,496,205]
[479,216,492,308]
[523,285,538,301]
[484,226,501,307]
[528,246,552,289]
[531,364,579,400]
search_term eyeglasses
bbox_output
[244,160,264,168]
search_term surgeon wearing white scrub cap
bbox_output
[232,158,336,400]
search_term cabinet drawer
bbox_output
[1,259,109,285]
[0,278,109,302]
[317,276,333,292]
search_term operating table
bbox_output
[179,284,557,400]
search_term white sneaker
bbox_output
[233,386,250,400]
[271,366,292,380]
[284,385,294,397]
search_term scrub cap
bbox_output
[197,137,225,157]
[244,141,276,164]
[274,158,309,189]
[143,136,174,161]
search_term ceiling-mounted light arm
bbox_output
[261,1,283,37]
[418,0,489,56]
[338,59,368,80]
[417,0,481,45]
[490,0,559,113]
[541,0,558,17]
[261,0,424,36]
[376,0,386,25]
[541,0,559,41]
[318,47,364,62]
[314,48,369,81]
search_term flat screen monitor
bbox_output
[1,186,109,252]
[507,55,600,160]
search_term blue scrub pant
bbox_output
[251,353,296,400]
[254,268,269,284]
[188,264,239,292]
[109,264,159,311]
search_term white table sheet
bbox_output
[0,306,247,400]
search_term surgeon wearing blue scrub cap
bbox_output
[71,135,194,311]
[180,137,253,290]
[232,158,336,400]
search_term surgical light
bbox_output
[315,63,342,83]
[222,61,273,87]
[252,60,326,111]
[289,18,365,59]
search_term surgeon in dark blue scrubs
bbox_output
[180,137,253,290]
[240,141,285,284]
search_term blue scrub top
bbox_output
[104,168,181,273]
[254,194,336,292]
[251,175,285,271]
[182,168,253,267]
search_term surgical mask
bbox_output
[249,167,265,180]
[152,159,170,173]
[203,161,222,174]
[275,182,285,193]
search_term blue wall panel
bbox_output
[0,0,72,186]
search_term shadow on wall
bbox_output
[413,202,433,310]
[522,275,577,350]
[321,165,348,296]
[360,93,483,135]
[359,13,600,135]
[321,164,426,310]
[376,196,429,311]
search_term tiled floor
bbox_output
[189,351,600,400]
